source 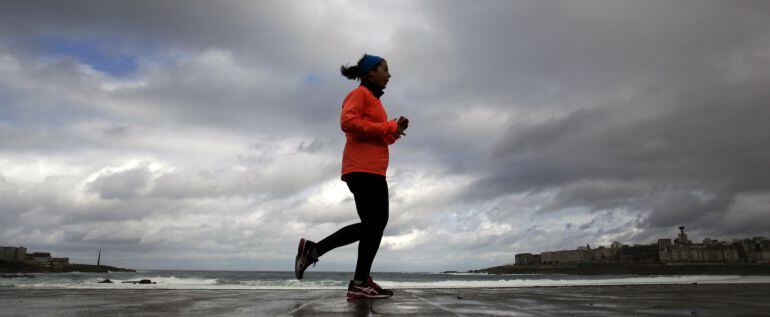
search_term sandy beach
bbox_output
[2,283,769,316]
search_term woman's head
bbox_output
[340,54,391,90]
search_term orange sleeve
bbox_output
[382,126,400,145]
[341,90,398,137]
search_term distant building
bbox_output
[50,257,69,270]
[533,253,542,264]
[759,238,770,250]
[658,239,672,250]
[2,247,75,268]
[514,253,542,265]
[541,249,593,264]
[591,246,619,263]
[0,246,27,263]
[658,227,739,263]
[619,245,658,263]
[754,251,770,264]
[515,253,535,265]
[31,252,52,265]
[674,226,692,245]
[744,237,770,263]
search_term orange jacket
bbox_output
[340,85,399,180]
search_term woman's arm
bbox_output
[340,90,398,137]
[382,130,399,145]
[382,116,408,145]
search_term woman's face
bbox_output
[367,60,390,90]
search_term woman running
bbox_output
[294,53,409,300]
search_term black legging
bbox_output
[315,172,389,281]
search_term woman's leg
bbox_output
[313,173,372,257]
[314,223,362,257]
[312,172,389,281]
[348,174,389,282]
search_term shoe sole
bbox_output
[346,291,391,301]
[295,238,306,280]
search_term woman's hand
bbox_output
[394,116,409,138]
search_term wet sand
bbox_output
[2,283,769,316]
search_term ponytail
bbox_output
[340,64,360,80]
[340,53,383,81]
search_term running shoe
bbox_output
[367,276,394,297]
[346,278,393,301]
[294,238,318,280]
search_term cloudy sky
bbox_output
[1,0,769,272]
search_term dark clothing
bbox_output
[315,172,389,281]
[361,81,384,99]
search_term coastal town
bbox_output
[0,246,134,273]
[469,226,770,275]
[514,226,770,265]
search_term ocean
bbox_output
[3,271,770,289]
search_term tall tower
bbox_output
[675,226,689,245]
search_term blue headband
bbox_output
[358,54,383,77]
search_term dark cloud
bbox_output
[474,76,770,213]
